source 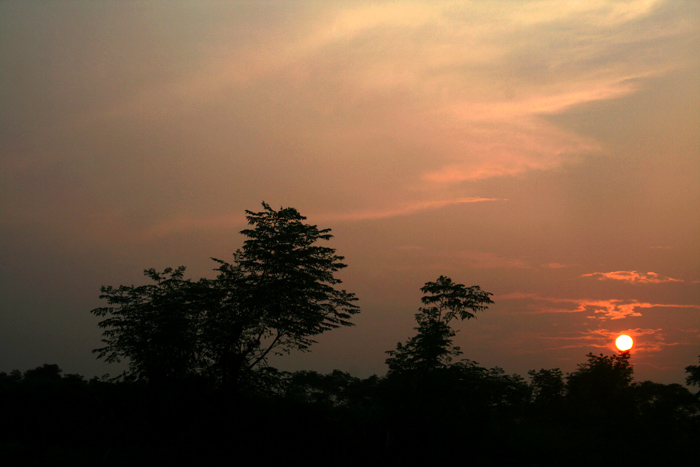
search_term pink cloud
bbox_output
[540,327,671,353]
[542,262,574,269]
[582,300,700,321]
[500,294,700,320]
[580,270,683,284]
[317,197,501,222]
[585,300,649,320]
[497,292,540,301]
[128,197,501,240]
[580,328,690,353]
[511,326,686,357]
[445,250,531,270]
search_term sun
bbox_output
[616,334,633,351]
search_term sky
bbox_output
[1,0,699,385]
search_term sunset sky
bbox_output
[1,0,699,384]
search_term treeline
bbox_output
[2,203,698,465]
[1,356,699,466]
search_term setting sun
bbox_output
[616,334,633,351]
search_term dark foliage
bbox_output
[207,202,359,388]
[385,275,493,375]
[565,350,636,425]
[91,202,359,389]
[1,357,699,466]
[686,355,700,392]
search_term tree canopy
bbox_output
[91,267,205,384]
[385,275,493,375]
[207,202,360,386]
[91,202,359,388]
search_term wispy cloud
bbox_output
[581,270,683,284]
[501,294,700,320]
[89,0,689,197]
[427,249,531,271]
[536,327,669,352]
[582,327,691,353]
[541,299,648,320]
[8,0,689,232]
[541,262,576,269]
[317,197,501,222]
[464,251,530,269]
[120,197,501,239]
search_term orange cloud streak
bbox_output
[500,294,700,320]
[581,270,683,284]
[317,197,501,222]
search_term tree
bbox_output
[23,363,63,382]
[565,351,635,424]
[634,381,699,430]
[91,202,359,388]
[382,276,493,456]
[91,267,205,385]
[528,368,565,420]
[685,355,700,393]
[206,202,360,387]
[567,351,633,390]
[385,276,493,375]
[529,368,565,403]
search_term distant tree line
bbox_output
[1,203,698,465]
[2,353,699,465]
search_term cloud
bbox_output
[317,197,500,222]
[581,270,683,284]
[88,0,688,189]
[452,250,530,270]
[537,327,669,352]
[539,299,647,320]
[581,327,690,353]
[542,262,575,269]
[111,197,501,240]
[585,300,648,320]
[417,249,531,271]
[4,0,691,233]
[498,292,540,301]
[501,294,700,320]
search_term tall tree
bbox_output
[207,202,359,387]
[91,202,359,388]
[385,276,493,375]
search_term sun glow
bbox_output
[616,334,633,351]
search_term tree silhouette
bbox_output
[685,355,700,393]
[528,368,565,420]
[207,202,359,388]
[565,351,634,425]
[385,276,492,375]
[91,266,205,385]
[382,276,493,463]
[23,363,63,382]
[91,202,359,389]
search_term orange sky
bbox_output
[1,0,698,384]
